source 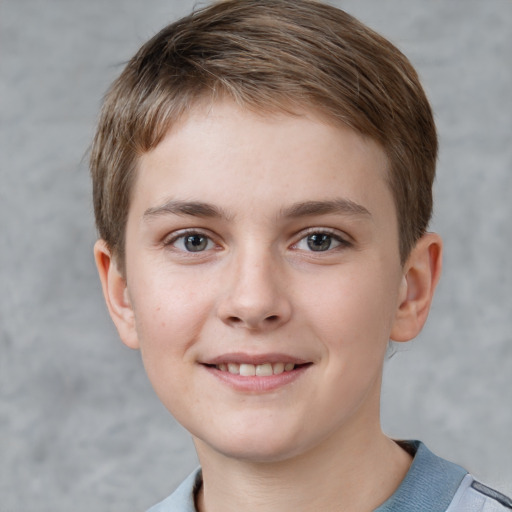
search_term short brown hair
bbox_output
[90,0,437,271]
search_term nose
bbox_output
[216,248,292,331]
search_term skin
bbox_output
[95,100,442,512]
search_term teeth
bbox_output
[255,363,273,377]
[227,363,240,375]
[216,362,296,376]
[240,363,256,376]
[273,362,285,375]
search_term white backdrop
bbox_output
[1,1,511,510]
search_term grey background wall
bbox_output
[1,0,511,510]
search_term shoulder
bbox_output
[146,468,202,512]
[447,474,512,512]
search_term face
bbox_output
[107,101,411,463]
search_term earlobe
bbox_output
[390,233,443,342]
[93,239,140,350]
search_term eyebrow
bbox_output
[281,199,371,219]
[143,198,371,221]
[143,200,229,220]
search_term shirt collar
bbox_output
[375,441,467,512]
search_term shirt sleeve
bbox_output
[446,474,512,512]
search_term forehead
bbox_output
[131,100,393,223]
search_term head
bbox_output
[91,0,443,463]
[90,0,437,275]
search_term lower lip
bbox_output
[203,364,311,392]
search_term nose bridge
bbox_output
[217,240,291,330]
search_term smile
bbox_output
[215,362,296,376]
[202,354,312,391]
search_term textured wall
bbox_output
[1,1,511,510]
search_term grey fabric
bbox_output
[446,475,512,512]
[375,442,467,512]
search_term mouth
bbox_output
[201,354,312,391]
[202,353,313,394]
[210,362,305,377]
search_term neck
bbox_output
[194,427,412,512]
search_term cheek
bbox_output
[130,278,214,416]
[130,271,214,358]
[299,268,399,353]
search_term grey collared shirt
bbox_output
[147,442,512,512]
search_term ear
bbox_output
[390,233,443,342]
[94,239,140,349]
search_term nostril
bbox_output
[226,314,279,327]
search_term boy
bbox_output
[90,1,512,510]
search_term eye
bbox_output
[306,233,336,252]
[294,231,348,252]
[168,232,216,252]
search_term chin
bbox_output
[193,422,317,464]
[210,442,302,464]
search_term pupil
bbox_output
[185,235,207,252]
[307,234,331,251]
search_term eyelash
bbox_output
[163,228,351,254]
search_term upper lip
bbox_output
[201,352,310,366]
